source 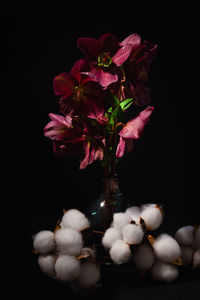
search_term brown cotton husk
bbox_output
[147,234,155,245]
[171,257,183,266]
[54,219,61,232]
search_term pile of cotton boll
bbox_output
[33,209,100,294]
[102,204,200,283]
[175,225,200,268]
[33,205,200,293]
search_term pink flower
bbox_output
[77,33,138,87]
[43,113,73,140]
[53,59,104,119]
[44,113,105,169]
[116,106,154,158]
[112,33,142,67]
[79,140,104,169]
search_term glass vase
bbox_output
[86,174,128,231]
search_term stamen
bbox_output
[97,52,112,68]
[73,86,82,101]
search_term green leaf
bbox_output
[105,93,120,108]
[109,105,123,126]
[112,94,120,106]
[119,98,133,111]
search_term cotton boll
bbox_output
[125,206,141,224]
[102,227,121,249]
[150,260,179,283]
[153,234,181,262]
[109,239,131,264]
[38,254,56,278]
[133,242,155,271]
[194,226,200,249]
[175,225,194,246]
[193,249,200,269]
[60,209,90,232]
[33,230,55,254]
[180,246,194,265]
[55,255,81,282]
[72,262,100,292]
[80,247,96,260]
[122,224,144,245]
[112,213,131,231]
[55,228,83,256]
[140,204,163,230]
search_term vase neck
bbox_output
[103,176,121,196]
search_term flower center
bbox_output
[73,86,82,101]
[97,52,112,68]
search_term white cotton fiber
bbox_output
[60,209,90,232]
[102,227,121,249]
[38,254,56,278]
[73,262,100,291]
[193,249,200,269]
[122,224,144,245]
[150,260,179,283]
[125,206,141,224]
[55,228,83,256]
[140,204,163,230]
[55,255,81,282]
[109,239,131,264]
[112,213,131,231]
[152,234,181,262]
[133,242,155,271]
[33,230,55,254]
[180,246,194,265]
[175,225,194,246]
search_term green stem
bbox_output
[103,80,125,177]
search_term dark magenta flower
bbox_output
[53,59,105,119]
[77,33,139,87]
[44,113,105,169]
[124,40,158,105]
[116,106,154,158]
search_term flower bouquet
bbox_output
[43,33,156,174]
[33,33,200,295]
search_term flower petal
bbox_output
[59,95,74,115]
[79,142,90,169]
[93,147,104,161]
[48,113,72,127]
[53,72,74,97]
[77,37,98,60]
[97,33,119,55]
[112,44,133,66]
[43,113,73,140]
[120,33,141,48]
[133,84,152,105]
[70,59,87,84]
[119,106,154,139]
[142,41,158,64]
[96,69,118,87]
[116,136,126,158]
[139,106,154,124]
[81,68,118,87]
[112,34,142,67]
[82,97,104,119]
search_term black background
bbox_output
[3,1,200,299]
